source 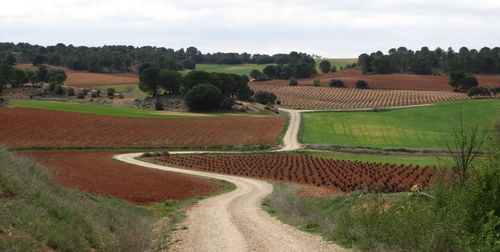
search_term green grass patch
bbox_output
[302,100,500,150]
[98,84,147,99]
[188,63,275,76]
[301,151,450,167]
[9,100,226,119]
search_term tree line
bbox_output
[249,52,317,80]
[358,46,500,75]
[0,42,316,74]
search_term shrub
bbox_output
[220,97,235,109]
[356,80,369,89]
[467,86,490,97]
[289,77,298,86]
[185,84,224,111]
[253,91,277,105]
[155,101,164,110]
[329,79,345,88]
[47,82,58,92]
[331,66,337,73]
[107,88,116,97]
[313,78,321,86]
[76,90,85,99]
[90,89,100,98]
[54,85,64,95]
[319,60,331,73]
[65,87,75,96]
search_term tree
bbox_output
[139,67,160,97]
[449,71,478,91]
[263,65,277,79]
[467,87,490,97]
[158,69,182,94]
[0,64,12,88]
[5,53,16,65]
[329,79,345,88]
[331,66,337,73]
[181,70,213,93]
[138,62,157,74]
[32,55,45,66]
[355,80,369,89]
[319,60,331,73]
[446,110,487,184]
[182,58,196,70]
[10,68,27,87]
[37,66,49,82]
[253,91,277,105]
[250,69,261,79]
[288,77,298,86]
[107,88,116,97]
[185,84,224,111]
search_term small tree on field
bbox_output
[331,66,337,73]
[446,110,487,184]
[107,88,116,97]
[289,77,298,86]
[10,68,27,87]
[313,78,321,86]
[158,69,182,94]
[253,91,277,105]
[319,60,331,73]
[356,80,369,89]
[250,69,261,80]
[329,79,345,88]
[263,65,277,79]
[467,87,490,97]
[185,84,224,111]
[139,67,160,97]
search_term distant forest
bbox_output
[358,47,500,75]
[0,42,315,74]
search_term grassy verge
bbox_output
[0,147,154,251]
[301,100,500,150]
[299,150,450,167]
[98,84,147,99]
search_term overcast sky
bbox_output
[1,0,499,58]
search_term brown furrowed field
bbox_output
[155,154,443,194]
[16,64,139,87]
[251,84,468,110]
[0,108,285,148]
[257,70,500,91]
[19,151,221,204]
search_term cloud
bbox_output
[0,0,499,57]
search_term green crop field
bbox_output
[316,58,357,71]
[9,100,221,119]
[301,100,500,150]
[189,63,274,76]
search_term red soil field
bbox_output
[19,151,221,204]
[16,64,138,87]
[155,154,443,194]
[256,70,500,91]
[0,108,285,148]
[251,84,468,110]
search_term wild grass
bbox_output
[0,147,155,251]
[265,135,500,251]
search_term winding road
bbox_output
[115,109,346,251]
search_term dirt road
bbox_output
[115,153,345,251]
[114,109,346,251]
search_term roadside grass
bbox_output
[316,58,358,71]
[302,99,500,150]
[265,134,500,251]
[0,147,154,251]
[188,63,275,76]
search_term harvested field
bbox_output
[256,70,500,91]
[15,64,138,87]
[0,108,285,148]
[19,151,221,204]
[155,154,443,194]
[251,84,468,110]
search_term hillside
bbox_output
[0,148,154,251]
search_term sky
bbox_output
[0,0,499,58]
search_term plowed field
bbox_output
[0,108,285,148]
[251,85,468,110]
[155,154,443,193]
[19,151,221,204]
[16,64,139,87]
[256,70,500,91]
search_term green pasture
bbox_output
[301,100,500,150]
